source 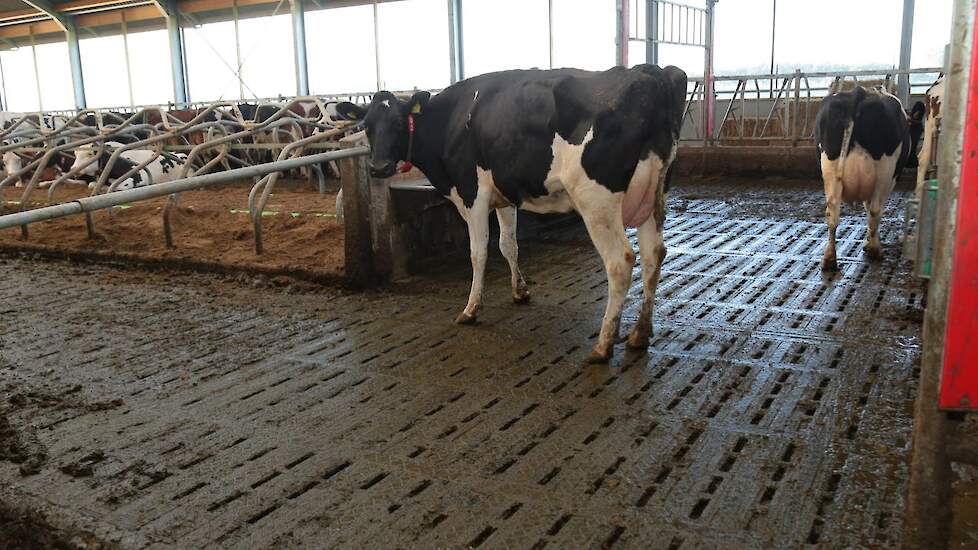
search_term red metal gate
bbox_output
[940,2,978,410]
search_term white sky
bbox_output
[0,0,955,111]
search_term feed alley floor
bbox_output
[0,181,923,549]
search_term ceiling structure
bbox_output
[0,0,396,47]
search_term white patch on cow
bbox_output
[473,90,479,102]
[73,145,191,192]
[826,143,901,204]
[3,152,23,187]
[519,129,595,214]
[621,154,665,228]
[382,99,391,108]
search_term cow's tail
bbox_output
[838,120,854,180]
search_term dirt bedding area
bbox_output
[0,179,344,282]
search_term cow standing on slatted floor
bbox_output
[815,85,913,272]
[337,65,687,363]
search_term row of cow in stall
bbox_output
[0,100,354,193]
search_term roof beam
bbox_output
[150,0,172,17]
[21,0,72,31]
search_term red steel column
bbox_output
[940,0,978,410]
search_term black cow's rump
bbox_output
[814,87,911,178]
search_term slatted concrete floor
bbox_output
[0,181,922,549]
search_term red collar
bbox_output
[397,113,415,173]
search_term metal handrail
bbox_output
[0,147,369,232]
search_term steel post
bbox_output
[447,0,463,82]
[703,0,716,145]
[548,0,554,69]
[66,22,86,110]
[121,15,135,108]
[646,0,658,65]
[166,0,188,106]
[616,0,628,67]
[233,0,243,99]
[29,30,43,111]
[898,0,915,105]
[290,0,310,95]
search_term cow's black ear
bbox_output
[408,91,431,115]
[336,102,367,121]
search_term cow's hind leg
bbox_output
[821,156,842,272]
[454,188,492,325]
[864,200,883,260]
[496,206,529,303]
[865,171,897,261]
[576,202,634,364]
[626,211,666,350]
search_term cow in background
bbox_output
[3,150,81,188]
[915,75,945,200]
[815,86,912,271]
[71,143,194,191]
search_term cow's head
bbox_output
[70,144,101,176]
[336,91,431,178]
[3,151,21,176]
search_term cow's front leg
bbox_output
[579,206,634,364]
[627,212,666,350]
[496,206,529,303]
[456,189,491,325]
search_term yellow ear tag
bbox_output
[411,103,422,114]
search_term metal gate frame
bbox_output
[939,2,978,410]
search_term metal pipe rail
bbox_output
[0,147,369,232]
[680,66,944,145]
[0,97,351,207]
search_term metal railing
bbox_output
[0,97,363,254]
[0,147,368,232]
[680,67,943,146]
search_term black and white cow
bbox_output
[71,143,194,191]
[814,86,912,271]
[3,150,80,188]
[337,65,687,363]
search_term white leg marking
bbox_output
[627,210,666,349]
[496,206,529,303]
[821,153,842,272]
[564,180,633,363]
[449,187,491,324]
